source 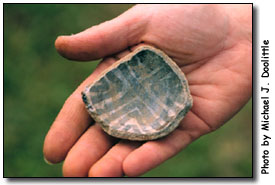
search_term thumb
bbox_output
[55,5,150,61]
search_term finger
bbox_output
[122,108,214,177]
[113,48,131,60]
[62,124,117,177]
[123,129,193,177]
[43,57,117,163]
[113,43,150,60]
[55,5,150,61]
[89,140,141,177]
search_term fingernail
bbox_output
[44,156,54,165]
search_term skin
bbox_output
[43,4,252,177]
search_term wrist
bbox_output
[220,4,252,45]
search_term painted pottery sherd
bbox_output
[82,46,193,141]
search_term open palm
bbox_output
[43,4,252,177]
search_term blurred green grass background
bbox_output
[4,4,252,177]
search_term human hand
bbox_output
[43,4,252,177]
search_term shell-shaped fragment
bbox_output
[82,46,192,141]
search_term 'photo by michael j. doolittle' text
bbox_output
[260,40,271,175]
